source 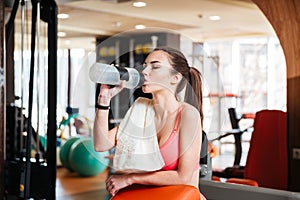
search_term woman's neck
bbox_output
[152,92,180,117]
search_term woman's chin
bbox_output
[141,85,147,92]
[142,85,150,93]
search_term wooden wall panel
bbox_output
[252,0,300,78]
[252,0,300,192]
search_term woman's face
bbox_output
[141,50,176,94]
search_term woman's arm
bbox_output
[93,109,117,151]
[177,104,202,180]
[106,104,202,195]
[93,84,123,152]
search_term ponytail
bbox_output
[185,67,203,126]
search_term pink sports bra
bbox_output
[159,107,200,171]
[159,107,182,171]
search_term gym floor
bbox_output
[56,167,111,199]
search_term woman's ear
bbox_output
[170,72,183,85]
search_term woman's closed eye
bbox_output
[143,63,161,70]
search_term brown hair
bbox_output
[153,47,203,125]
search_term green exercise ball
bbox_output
[59,136,81,171]
[68,138,109,177]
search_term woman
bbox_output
[93,47,205,199]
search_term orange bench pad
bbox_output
[112,185,201,200]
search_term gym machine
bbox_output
[5,0,57,199]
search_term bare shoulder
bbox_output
[179,102,201,140]
[181,102,200,119]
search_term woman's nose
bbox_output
[142,67,148,76]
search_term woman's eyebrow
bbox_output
[143,60,161,65]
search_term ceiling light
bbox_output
[57,13,69,19]
[58,32,66,37]
[209,15,221,21]
[112,21,122,27]
[135,24,146,29]
[132,1,147,8]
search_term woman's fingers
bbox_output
[113,81,125,95]
[99,83,124,99]
[106,176,119,196]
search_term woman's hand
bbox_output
[98,82,124,106]
[106,174,132,196]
